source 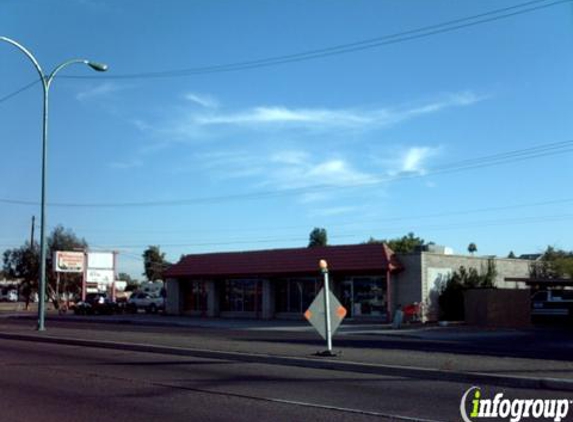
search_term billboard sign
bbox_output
[87,252,114,270]
[86,269,115,284]
[54,251,85,273]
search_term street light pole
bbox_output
[0,36,107,331]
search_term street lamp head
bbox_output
[87,61,108,72]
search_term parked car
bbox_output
[127,292,165,314]
[531,290,573,319]
[0,288,18,302]
[74,293,119,315]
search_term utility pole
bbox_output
[30,215,35,247]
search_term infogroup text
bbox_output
[460,387,570,422]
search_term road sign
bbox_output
[304,287,347,340]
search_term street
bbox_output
[1,338,572,422]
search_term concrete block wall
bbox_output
[422,254,531,288]
[394,254,423,311]
[395,252,532,321]
[165,278,182,315]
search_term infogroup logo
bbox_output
[460,387,571,422]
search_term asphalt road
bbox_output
[2,316,573,362]
[1,339,572,422]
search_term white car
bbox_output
[127,292,165,313]
[0,289,18,302]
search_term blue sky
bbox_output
[1,0,572,278]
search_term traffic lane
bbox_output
[3,341,573,422]
[0,341,389,422]
[2,319,573,381]
[2,317,573,362]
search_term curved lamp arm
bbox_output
[1,36,108,91]
[0,36,45,86]
[47,59,108,88]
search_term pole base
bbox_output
[314,350,337,357]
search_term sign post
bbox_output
[304,259,347,356]
[320,259,333,354]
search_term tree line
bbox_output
[1,225,172,305]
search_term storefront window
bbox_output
[182,280,207,311]
[221,279,262,312]
[342,276,387,317]
[275,278,318,313]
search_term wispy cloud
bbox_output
[198,149,380,203]
[130,90,485,150]
[76,82,125,101]
[380,145,441,177]
[400,147,439,174]
[108,158,143,169]
[308,206,359,217]
[185,92,219,109]
[193,107,373,127]
[265,154,378,204]
[270,150,310,165]
[188,151,265,179]
[182,90,484,131]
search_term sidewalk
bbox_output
[0,314,572,391]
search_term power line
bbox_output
[62,0,569,80]
[0,138,571,208]
[2,210,571,253]
[84,212,573,250]
[0,0,568,104]
[0,79,40,104]
[37,196,573,236]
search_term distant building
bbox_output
[164,244,532,322]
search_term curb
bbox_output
[1,331,572,392]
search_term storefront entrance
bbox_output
[181,280,208,314]
[341,276,387,319]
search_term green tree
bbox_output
[119,272,140,291]
[530,246,573,279]
[438,260,497,320]
[367,232,427,253]
[507,251,516,259]
[3,241,39,284]
[308,228,328,248]
[468,242,477,255]
[3,226,87,307]
[143,245,171,281]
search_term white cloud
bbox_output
[377,146,441,177]
[131,119,152,132]
[406,91,484,117]
[307,159,375,186]
[308,206,359,217]
[193,148,377,202]
[270,150,310,165]
[182,91,484,132]
[108,158,143,169]
[193,106,372,126]
[260,152,378,203]
[76,82,124,101]
[131,90,486,151]
[400,147,438,174]
[189,151,265,179]
[185,92,219,109]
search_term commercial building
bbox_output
[164,243,531,321]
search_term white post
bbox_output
[320,259,332,353]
